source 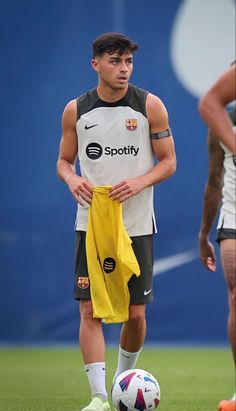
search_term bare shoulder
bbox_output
[205,65,236,103]
[59,99,78,161]
[62,99,77,127]
[146,92,169,131]
[146,92,168,112]
[214,65,235,89]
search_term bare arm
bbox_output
[198,130,224,271]
[109,93,176,202]
[198,65,236,154]
[57,99,93,205]
[146,93,177,184]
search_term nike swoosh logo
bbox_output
[85,124,98,130]
[121,353,130,358]
[153,250,197,276]
[144,289,152,296]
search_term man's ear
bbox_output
[91,58,100,73]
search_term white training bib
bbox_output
[75,84,156,236]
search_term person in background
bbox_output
[198,63,236,155]
[199,107,236,411]
[57,32,176,410]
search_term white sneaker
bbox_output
[81,397,111,411]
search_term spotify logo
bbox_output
[86,143,103,160]
[103,258,116,273]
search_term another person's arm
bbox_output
[198,130,224,271]
[57,100,93,205]
[198,64,236,154]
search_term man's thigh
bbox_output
[220,239,236,290]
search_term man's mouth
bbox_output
[117,76,127,80]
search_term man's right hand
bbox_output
[199,234,217,272]
[65,175,93,206]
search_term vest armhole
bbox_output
[143,91,148,118]
[76,97,80,121]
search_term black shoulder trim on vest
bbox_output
[76,85,149,119]
[76,88,98,120]
[127,84,148,118]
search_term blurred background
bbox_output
[0,0,235,346]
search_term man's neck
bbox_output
[96,84,129,102]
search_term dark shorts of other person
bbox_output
[216,228,236,244]
[74,230,154,304]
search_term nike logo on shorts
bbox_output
[144,289,152,296]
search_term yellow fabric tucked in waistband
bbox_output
[86,185,140,323]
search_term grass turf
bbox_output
[0,347,234,411]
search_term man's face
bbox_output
[92,50,134,90]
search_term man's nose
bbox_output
[120,62,128,72]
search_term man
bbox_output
[199,109,236,411]
[57,32,176,410]
[198,63,236,155]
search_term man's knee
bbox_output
[128,305,146,325]
[79,300,93,321]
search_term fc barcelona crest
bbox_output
[78,276,90,289]
[125,119,138,131]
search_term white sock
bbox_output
[114,346,142,379]
[84,362,108,401]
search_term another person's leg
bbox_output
[218,238,236,411]
[221,239,236,368]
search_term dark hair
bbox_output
[92,32,139,58]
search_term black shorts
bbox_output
[216,228,236,244]
[74,231,154,304]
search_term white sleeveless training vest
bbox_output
[217,125,236,230]
[74,84,156,236]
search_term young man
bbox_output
[198,63,236,155]
[199,110,236,411]
[57,32,176,410]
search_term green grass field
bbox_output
[0,347,234,411]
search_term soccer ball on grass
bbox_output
[112,368,161,411]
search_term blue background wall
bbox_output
[0,0,235,345]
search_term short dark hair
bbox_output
[92,32,139,58]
